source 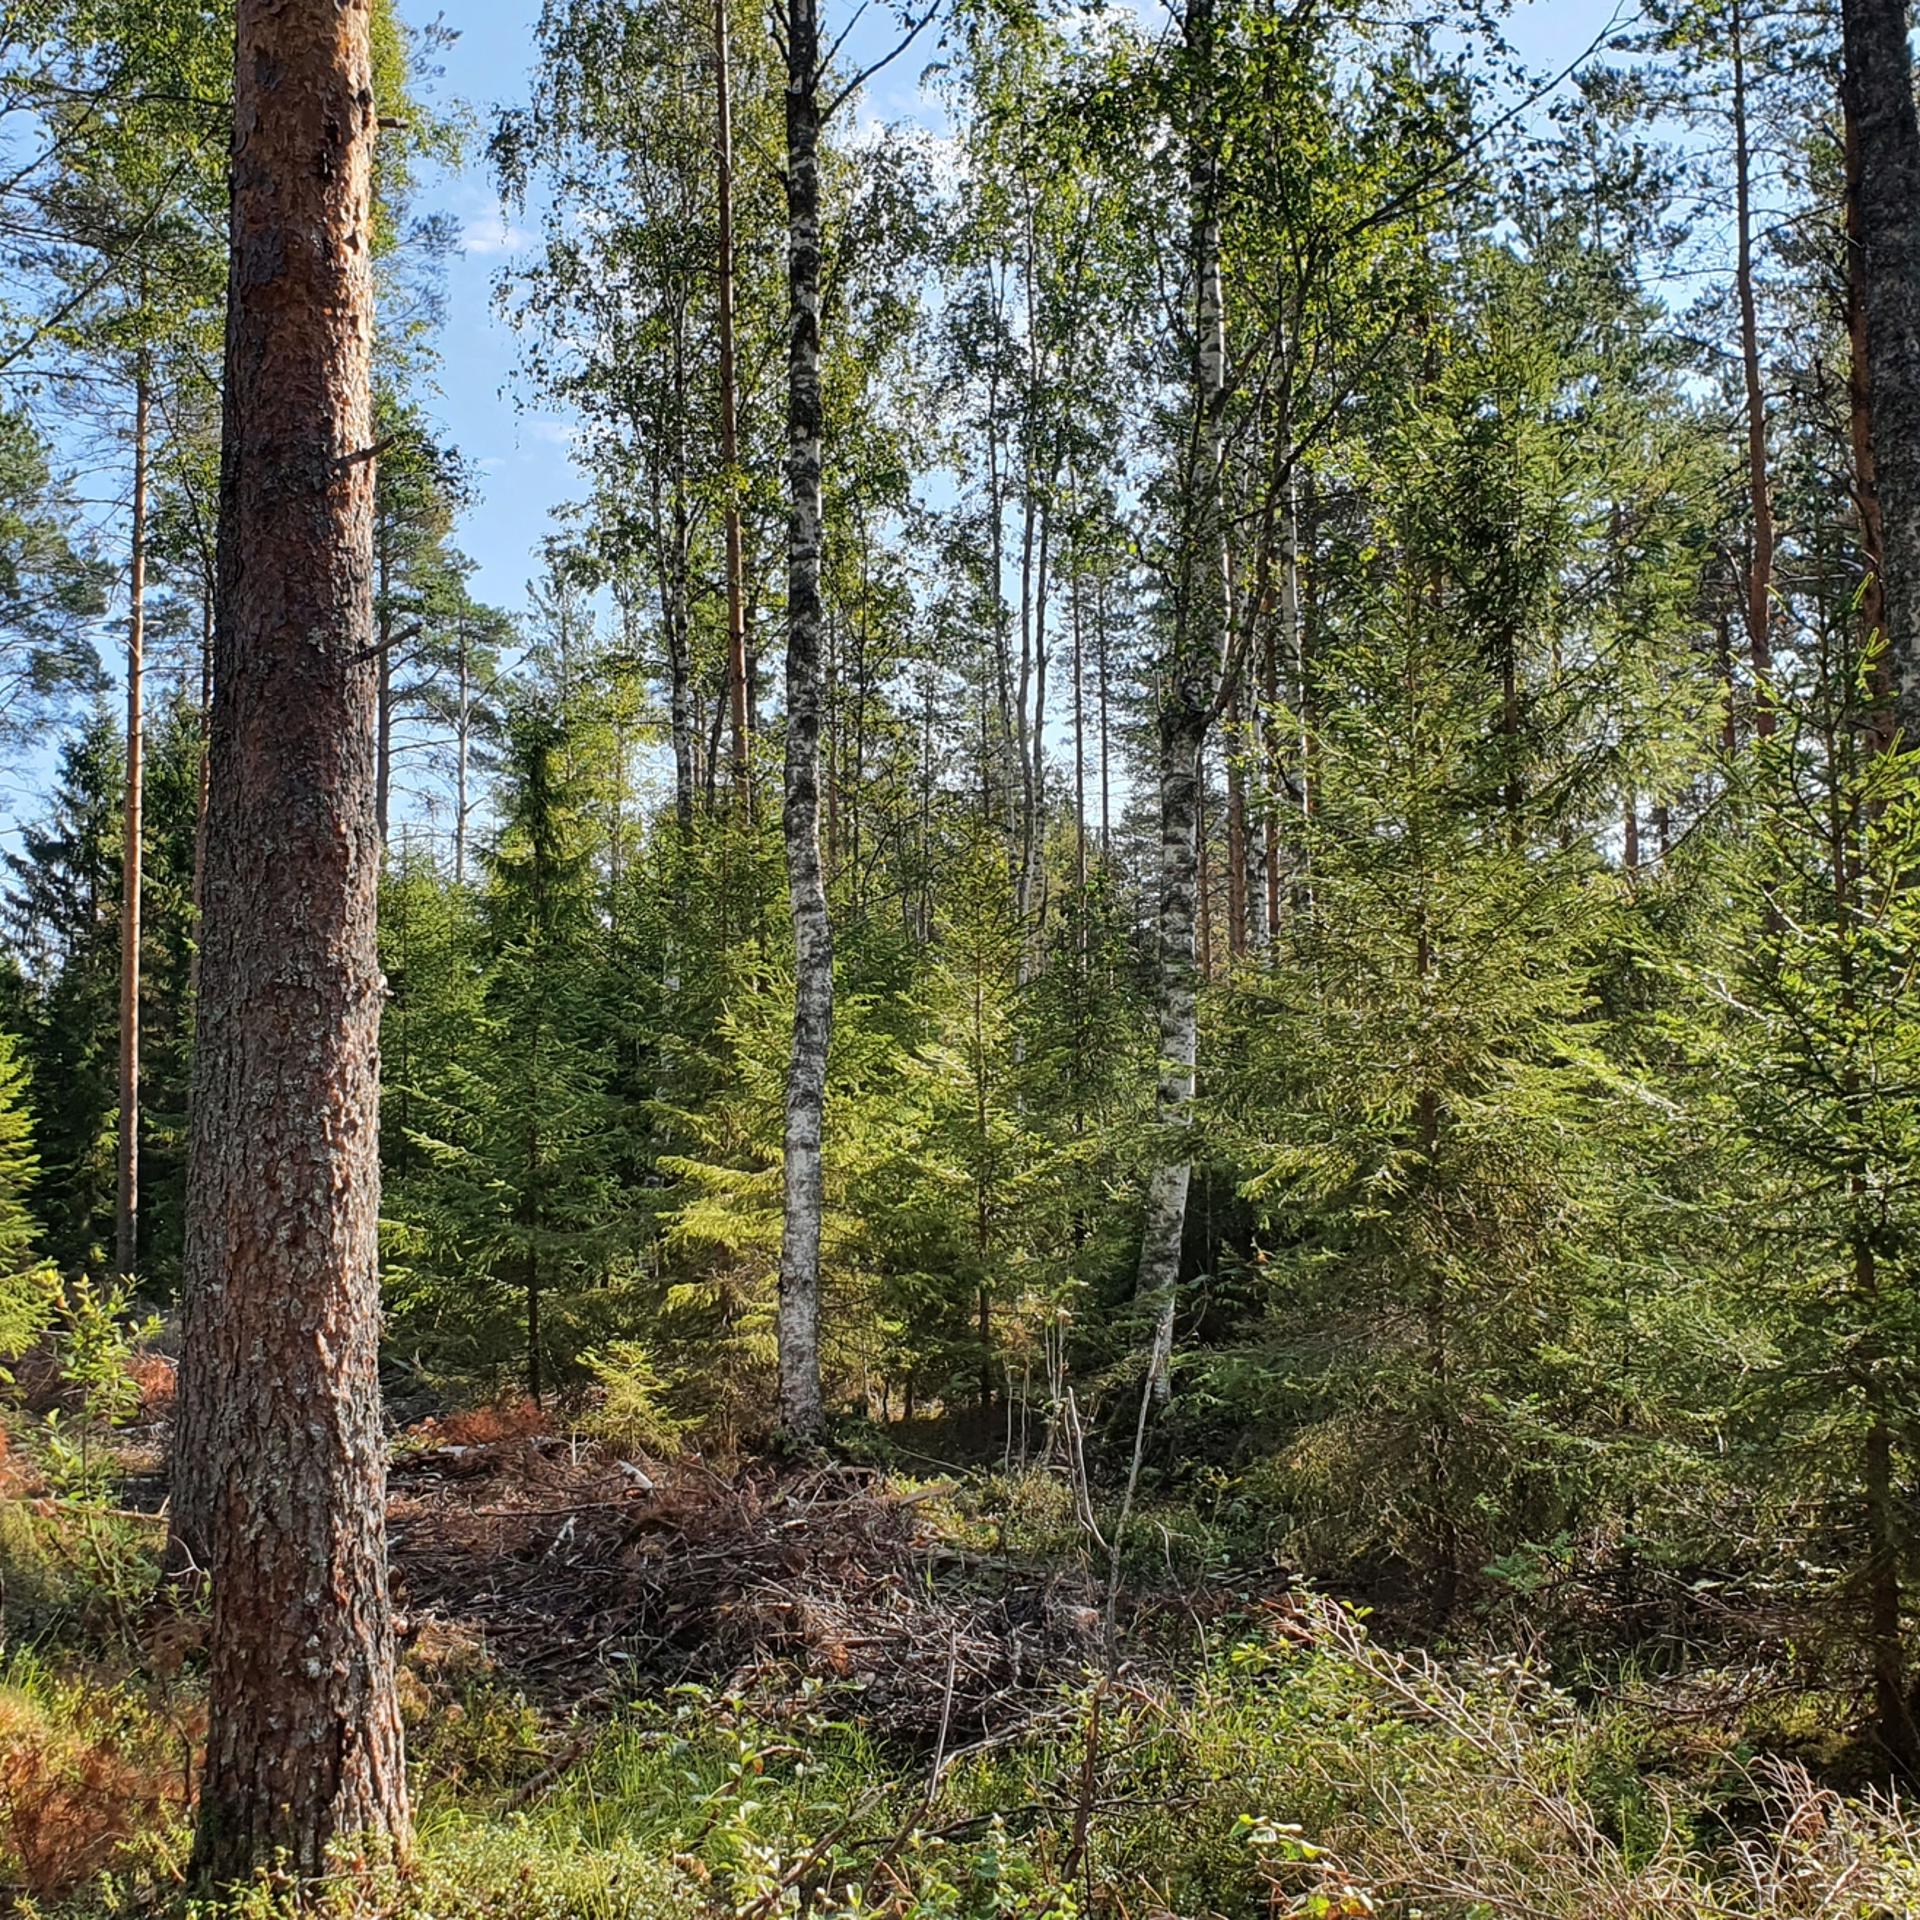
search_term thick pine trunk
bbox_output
[779,0,830,1444]
[1843,0,1920,737]
[116,363,148,1278]
[174,0,409,1879]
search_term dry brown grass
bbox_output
[409,1398,548,1449]
[124,1350,175,1422]
[0,1678,193,1902]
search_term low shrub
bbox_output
[15,1598,1920,1918]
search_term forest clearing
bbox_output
[7,0,1920,1910]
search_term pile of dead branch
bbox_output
[389,1430,1104,1744]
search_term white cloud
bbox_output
[459,206,532,257]
[523,414,582,450]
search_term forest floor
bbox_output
[4,1387,1920,1918]
[384,1417,1125,1741]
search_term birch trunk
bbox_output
[1135,0,1231,1384]
[779,0,830,1443]
[177,0,408,1880]
[1843,0,1920,738]
[717,0,752,806]
[1137,710,1205,1384]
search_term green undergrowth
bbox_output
[9,1609,1919,1920]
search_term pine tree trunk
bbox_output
[1015,485,1037,922]
[1226,685,1247,959]
[665,535,695,836]
[1864,1387,1918,1773]
[779,0,830,1444]
[375,520,393,841]
[116,362,148,1279]
[1196,765,1213,984]
[1847,99,1894,746]
[663,325,697,839]
[1265,461,1301,938]
[174,0,409,1878]
[1843,0,1920,738]
[455,617,471,885]
[1733,0,1776,740]
[188,593,212,1003]
[1070,548,1087,909]
[1097,575,1112,857]
[1024,502,1051,964]
[1240,677,1267,953]
[1261,605,1282,939]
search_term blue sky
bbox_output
[411,0,1625,620]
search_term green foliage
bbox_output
[0,703,200,1285]
[384,694,644,1400]
[0,1023,56,1359]
[25,1611,1920,1918]
[0,407,107,743]
[34,1276,155,1505]
[0,1277,162,1637]
[20,0,1920,1830]
[580,1340,692,1457]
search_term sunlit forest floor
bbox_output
[4,1374,1919,1918]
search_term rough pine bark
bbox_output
[173,0,409,1879]
[1135,0,1230,1383]
[778,0,831,1443]
[1843,0,1920,738]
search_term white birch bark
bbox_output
[1135,0,1231,1391]
[779,0,830,1442]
